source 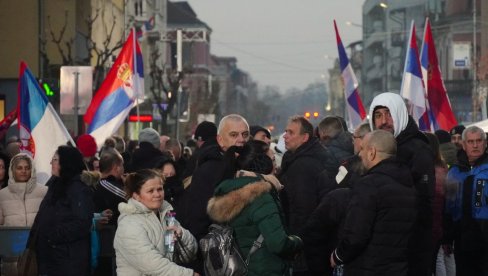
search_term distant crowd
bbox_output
[0,91,487,276]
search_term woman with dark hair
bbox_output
[114,169,198,275]
[155,154,183,206]
[35,145,95,275]
[207,140,302,276]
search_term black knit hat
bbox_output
[435,130,451,144]
[194,121,217,142]
[450,125,465,136]
[250,125,271,139]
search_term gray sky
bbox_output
[184,0,363,92]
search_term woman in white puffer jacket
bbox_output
[114,169,199,276]
[0,153,47,226]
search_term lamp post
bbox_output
[381,2,388,92]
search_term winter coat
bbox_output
[93,175,127,257]
[128,142,166,172]
[36,172,95,276]
[0,154,46,226]
[334,158,417,276]
[207,176,303,276]
[445,151,488,253]
[114,198,196,276]
[278,137,335,235]
[369,93,436,275]
[323,131,354,167]
[177,144,226,241]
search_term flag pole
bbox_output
[133,28,141,129]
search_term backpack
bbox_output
[200,223,263,276]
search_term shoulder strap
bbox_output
[245,234,264,264]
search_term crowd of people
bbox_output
[0,91,487,275]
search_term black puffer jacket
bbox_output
[396,116,435,275]
[301,155,363,274]
[278,137,336,235]
[335,158,416,276]
[36,174,94,276]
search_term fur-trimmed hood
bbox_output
[207,177,272,223]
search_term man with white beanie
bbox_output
[369,92,435,276]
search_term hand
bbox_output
[442,244,453,255]
[99,209,113,224]
[193,273,200,276]
[330,252,336,268]
[167,225,183,240]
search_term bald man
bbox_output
[331,130,416,275]
[177,114,250,275]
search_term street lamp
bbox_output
[380,2,388,9]
[346,21,363,28]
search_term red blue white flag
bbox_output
[400,21,431,131]
[84,30,144,147]
[18,61,75,184]
[333,20,366,129]
[421,18,457,131]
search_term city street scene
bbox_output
[0,0,487,275]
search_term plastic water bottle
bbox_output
[164,211,176,253]
[333,265,344,276]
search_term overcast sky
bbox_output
[184,0,363,92]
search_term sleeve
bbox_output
[0,201,4,225]
[250,194,302,258]
[115,217,194,276]
[48,182,94,244]
[178,222,198,259]
[335,181,377,264]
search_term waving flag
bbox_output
[333,20,366,129]
[0,108,18,141]
[421,18,457,131]
[400,21,431,131]
[84,30,144,147]
[18,62,75,184]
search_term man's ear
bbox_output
[302,132,310,143]
[369,146,377,161]
[216,134,224,147]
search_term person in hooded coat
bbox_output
[35,146,95,276]
[0,153,47,226]
[207,140,303,276]
[368,92,435,276]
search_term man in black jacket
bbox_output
[369,92,435,276]
[278,115,335,275]
[177,114,249,274]
[331,130,416,275]
[93,148,126,276]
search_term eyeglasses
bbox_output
[51,158,59,162]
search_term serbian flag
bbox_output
[18,62,75,184]
[421,18,457,131]
[84,30,144,147]
[400,21,431,131]
[0,108,18,141]
[333,20,366,129]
